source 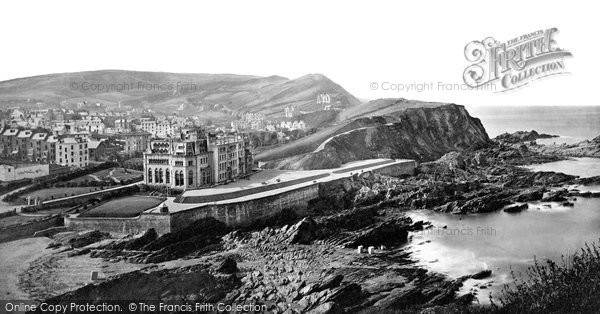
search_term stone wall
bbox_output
[65,161,416,236]
[169,184,320,232]
[0,214,63,243]
[64,213,170,236]
[372,160,417,176]
[168,161,416,232]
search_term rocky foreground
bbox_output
[26,136,600,313]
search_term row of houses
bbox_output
[0,129,95,168]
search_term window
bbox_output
[166,169,170,184]
[148,168,152,183]
[188,170,193,185]
[154,168,159,184]
[202,169,211,185]
[188,160,193,166]
[178,171,184,186]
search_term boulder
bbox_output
[514,187,545,202]
[542,189,569,202]
[315,275,344,292]
[471,270,492,280]
[217,258,238,274]
[343,219,409,248]
[287,217,318,245]
[503,203,528,213]
[307,302,342,314]
[68,230,110,248]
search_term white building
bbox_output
[140,120,174,138]
[55,137,89,168]
[0,164,49,182]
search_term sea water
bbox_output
[407,107,600,304]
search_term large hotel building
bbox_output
[143,129,253,190]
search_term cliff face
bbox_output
[268,104,490,170]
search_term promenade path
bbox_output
[150,158,414,214]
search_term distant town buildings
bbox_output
[140,119,174,138]
[87,139,107,161]
[284,106,295,118]
[316,93,331,105]
[122,131,151,155]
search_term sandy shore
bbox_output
[0,237,52,300]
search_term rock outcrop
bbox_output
[530,134,600,158]
[268,104,490,170]
[494,130,558,143]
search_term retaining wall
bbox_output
[64,213,170,236]
[65,160,416,236]
[169,183,320,232]
[0,214,63,243]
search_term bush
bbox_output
[1,162,119,202]
[493,242,600,313]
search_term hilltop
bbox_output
[0,70,361,117]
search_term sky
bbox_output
[0,0,598,107]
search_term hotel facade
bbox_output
[143,130,253,190]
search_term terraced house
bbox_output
[143,129,253,190]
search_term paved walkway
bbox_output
[0,184,33,214]
[42,181,142,205]
[150,158,414,214]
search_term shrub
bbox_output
[493,242,600,313]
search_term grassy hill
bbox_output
[0,70,361,118]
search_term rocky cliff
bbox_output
[266,104,490,170]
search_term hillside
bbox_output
[337,98,450,121]
[0,70,361,117]
[257,99,489,163]
[263,104,490,170]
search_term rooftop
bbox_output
[3,129,19,136]
[32,133,48,140]
[17,130,33,138]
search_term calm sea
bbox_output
[466,106,600,145]
[406,106,600,304]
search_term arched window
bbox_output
[165,169,170,184]
[188,170,193,186]
[148,168,152,183]
[158,169,163,183]
[155,168,159,184]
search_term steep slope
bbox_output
[337,98,448,121]
[0,70,361,116]
[265,104,490,170]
